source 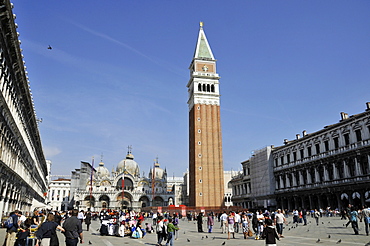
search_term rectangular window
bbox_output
[344,133,350,145]
[355,129,362,142]
[280,156,284,165]
[308,147,312,157]
[334,137,339,149]
[287,154,290,163]
[300,149,304,159]
[324,141,329,151]
[293,152,297,162]
[275,159,278,167]
[315,144,320,154]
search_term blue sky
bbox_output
[13,1,370,177]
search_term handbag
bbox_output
[248,228,254,237]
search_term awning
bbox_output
[31,198,51,211]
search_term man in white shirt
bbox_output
[274,209,286,238]
[234,212,241,233]
[360,205,370,236]
[219,211,228,233]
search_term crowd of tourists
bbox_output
[1,204,369,246]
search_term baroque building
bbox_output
[187,22,224,208]
[0,0,48,219]
[69,150,177,211]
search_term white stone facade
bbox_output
[70,152,177,212]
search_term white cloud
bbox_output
[43,146,62,158]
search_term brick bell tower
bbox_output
[187,22,224,208]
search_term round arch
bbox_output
[117,192,133,210]
[153,196,164,207]
[139,196,150,208]
[116,177,134,191]
[99,195,110,209]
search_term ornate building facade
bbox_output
[231,103,370,211]
[0,0,48,220]
[187,22,224,207]
[70,150,177,211]
[274,103,370,210]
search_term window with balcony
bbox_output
[355,129,362,142]
[344,133,350,145]
[315,144,320,154]
[324,141,329,152]
[333,137,339,149]
[300,149,304,159]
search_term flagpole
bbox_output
[90,156,94,211]
[152,159,155,206]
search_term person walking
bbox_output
[349,207,360,235]
[314,209,320,226]
[197,212,204,232]
[84,212,92,231]
[360,204,370,236]
[207,212,214,233]
[5,210,20,246]
[241,212,251,239]
[274,209,286,238]
[219,211,227,234]
[155,216,166,246]
[172,213,179,240]
[35,213,65,246]
[234,212,240,233]
[226,211,235,240]
[165,218,179,246]
[62,209,84,246]
[261,219,279,246]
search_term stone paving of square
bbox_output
[1,215,369,246]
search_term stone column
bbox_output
[292,172,297,186]
[354,157,361,176]
[309,195,313,210]
[332,163,338,180]
[285,173,290,188]
[0,182,8,220]
[315,168,320,183]
[323,166,328,181]
[307,169,312,184]
[343,159,349,178]
[299,170,304,186]
[280,176,284,189]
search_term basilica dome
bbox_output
[96,161,110,178]
[116,153,140,177]
[150,162,167,180]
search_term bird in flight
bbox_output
[47,45,52,50]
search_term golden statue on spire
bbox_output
[200,21,203,27]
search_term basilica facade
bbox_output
[69,150,176,211]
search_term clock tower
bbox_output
[187,22,224,207]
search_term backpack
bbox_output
[4,216,13,229]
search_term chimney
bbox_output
[340,112,349,120]
[302,130,307,137]
[366,102,370,111]
[296,134,300,140]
